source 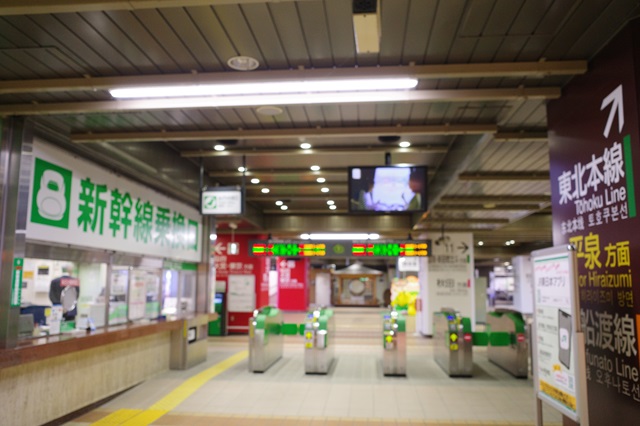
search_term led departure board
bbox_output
[249,240,430,258]
[351,242,429,257]
[250,242,326,257]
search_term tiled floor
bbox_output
[67,308,563,425]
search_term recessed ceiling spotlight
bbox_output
[310,165,320,171]
[317,177,326,183]
[238,166,246,172]
[478,241,484,246]
[275,200,283,206]
[510,239,515,244]
[399,141,411,148]
[505,241,511,246]
[329,205,337,210]
[327,200,335,205]
[321,187,330,193]
[251,178,260,184]
[227,55,260,71]
[300,142,312,150]
[256,105,283,116]
[281,205,288,210]
[214,144,225,151]
[261,188,270,193]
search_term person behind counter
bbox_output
[49,265,80,321]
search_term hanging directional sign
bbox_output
[248,240,431,258]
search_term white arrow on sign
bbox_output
[601,84,624,138]
[213,242,227,256]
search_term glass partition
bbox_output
[109,267,129,325]
[180,270,197,315]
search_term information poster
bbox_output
[128,270,148,321]
[227,274,255,313]
[532,248,580,419]
[421,232,474,335]
[547,20,640,424]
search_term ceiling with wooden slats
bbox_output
[1,0,639,264]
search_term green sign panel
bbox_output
[11,258,23,307]
[30,158,72,229]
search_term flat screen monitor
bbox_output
[348,166,427,213]
[200,186,243,215]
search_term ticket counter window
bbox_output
[180,270,196,316]
[162,269,196,316]
[20,259,107,333]
[129,269,162,320]
[109,267,129,325]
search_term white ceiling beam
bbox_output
[211,168,436,178]
[0,88,561,117]
[494,131,548,142]
[458,171,549,181]
[183,145,448,158]
[0,0,310,15]
[0,62,585,95]
[440,195,551,204]
[433,203,543,211]
[210,168,347,178]
[73,124,496,143]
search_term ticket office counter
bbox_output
[4,243,207,426]
[19,243,198,336]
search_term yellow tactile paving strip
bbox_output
[77,411,560,426]
[89,351,248,426]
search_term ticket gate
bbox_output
[248,306,283,373]
[433,308,473,377]
[382,309,406,376]
[303,308,335,374]
[486,310,529,378]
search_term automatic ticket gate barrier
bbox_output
[302,308,335,374]
[434,309,473,377]
[249,307,283,373]
[433,308,514,377]
[382,310,406,376]
[486,310,528,378]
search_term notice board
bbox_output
[531,245,588,424]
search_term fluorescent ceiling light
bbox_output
[261,188,270,193]
[109,78,417,99]
[275,200,283,206]
[251,178,260,184]
[300,233,380,240]
[399,141,411,148]
[310,165,320,171]
[329,205,337,210]
[317,177,326,183]
[214,144,225,151]
[300,142,312,149]
[326,200,335,205]
[321,187,329,193]
[238,166,246,172]
[107,90,422,109]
